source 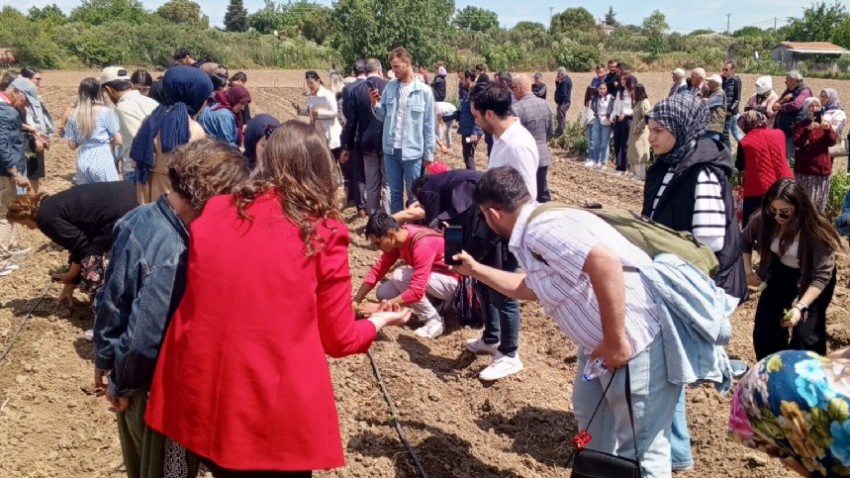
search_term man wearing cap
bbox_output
[773,70,812,161]
[705,74,727,142]
[100,67,159,182]
[554,66,572,136]
[532,73,547,100]
[669,68,688,97]
[0,83,31,276]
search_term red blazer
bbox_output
[145,192,376,471]
[738,128,793,197]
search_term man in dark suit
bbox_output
[340,59,367,215]
[341,58,389,215]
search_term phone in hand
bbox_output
[444,226,463,266]
[814,111,823,123]
[366,78,376,90]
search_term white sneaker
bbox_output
[8,245,31,256]
[465,337,499,355]
[414,319,444,339]
[583,160,595,167]
[479,353,524,381]
[0,263,19,277]
[613,171,625,177]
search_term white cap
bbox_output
[672,68,685,78]
[755,76,773,95]
[706,73,723,84]
[100,66,130,84]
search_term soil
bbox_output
[3,71,850,478]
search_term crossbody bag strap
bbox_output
[583,366,640,461]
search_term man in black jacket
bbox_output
[431,65,447,102]
[532,73,547,99]
[341,59,368,215]
[721,61,743,151]
[0,86,30,276]
[340,58,389,215]
[554,66,572,136]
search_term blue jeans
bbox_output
[384,148,422,214]
[671,388,694,470]
[585,124,594,160]
[722,113,743,149]
[574,335,682,478]
[475,252,521,357]
[590,119,612,164]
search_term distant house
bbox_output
[598,23,617,36]
[771,42,850,71]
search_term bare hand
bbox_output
[772,103,782,112]
[340,149,350,164]
[51,271,74,284]
[589,334,633,370]
[782,308,802,328]
[106,393,130,413]
[369,88,381,106]
[469,134,479,143]
[12,174,30,189]
[746,272,760,288]
[94,368,108,398]
[57,284,74,307]
[356,302,380,316]
[370,308,412,327]
[450,250,479,277]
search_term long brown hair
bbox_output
[755,178,840,260]
[6,193,49,224]
[234,120,340,256]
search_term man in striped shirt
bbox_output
[453,166,681,478]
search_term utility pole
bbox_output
[774,17,777,30]
[726,13,731,35]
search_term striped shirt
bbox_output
[509,203,662,356]
[651,168,726,252]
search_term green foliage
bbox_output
[453,6,499,32]
[785,1,848,42]
[0,7,62,69]
[156,0,209,28]
[551,8,595,35]
[554,41,599,72]
[27,4,66,25]
[733,26,767,38]
[330,0,454,68]
[642,10,669,59]
[249,1,331,44]
[604,6,619,27]
[224,0,250,32]
[69,0,153,26]
[833,18,850,49]
[828,173,850,218]
[549,120,588,155]
[687,29,715,37]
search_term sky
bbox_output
[16,0,808,34]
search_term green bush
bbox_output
[829,173,850,218]
[549,120,588,155]
[554,42,599,73]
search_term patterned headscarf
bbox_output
[822,88,843,112]
[737,110,768,134]
[646,94,709,165]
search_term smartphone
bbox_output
[366,78,376,90]
[444,226,463,265]
[814,111,823,123]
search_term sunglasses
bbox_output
[767,207,792,220]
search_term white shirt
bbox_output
[116,90,159,169]
[392,81,414,149]
[488,120,539,199]
[509,204,662,356]
[824,109,847,138]
[770,238,800,269]
[435,101,456,117]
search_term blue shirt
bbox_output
[93,195,189,397]
[198,105,238,146]
[372,78,436,161]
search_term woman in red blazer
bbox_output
[144,121,411,477]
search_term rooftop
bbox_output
[775,42,850,55]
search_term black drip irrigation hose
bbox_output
[366,349,429,478]
[0,280,54,363]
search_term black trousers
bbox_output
[202,459,311,478]
[612,117,632,172]
[536,166,550,203]
[462,136,477,170]
[742,196,762,228]
[753,257,836,360]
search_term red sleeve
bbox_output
[793,122,810,148]
[315,224,376,358]
[363,249,400,287]
[399,236,441,304]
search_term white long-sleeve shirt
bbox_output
[489,119,539,200]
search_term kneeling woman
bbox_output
[743,178,839,360]
[6,182,137,317]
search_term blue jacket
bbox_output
[457,96,482,138]
[93,196,189,398]
[639,253,738,393]
[372,78,436,161]
[0,102,25,177]
[837,189,850,236]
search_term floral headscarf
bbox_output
[645,94,709,166]
[737,110,768,134]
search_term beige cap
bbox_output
[706,73,723,84]
[101,66,130,84]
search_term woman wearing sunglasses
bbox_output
[743,178,839,360]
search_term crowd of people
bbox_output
[2,45,850,478]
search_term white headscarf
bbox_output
[755,76,772,95]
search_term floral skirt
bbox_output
[729,349,850,477]
[798,173,831,213]
[79,254,109,299]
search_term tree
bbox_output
[249,1,331,43]
[785,1,848,42]
[27,4,66,24]
[156,0,209,28]
[604,6,619,27]
[642,10,670,58]
[551,7,595,35]
[69,0,151,26]
[834,18,850,49]
[452,6,499,32]
[732,26,765,38]
[224,0,249,32]
[330,0,454,67]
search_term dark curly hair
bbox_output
[167,138,249,213]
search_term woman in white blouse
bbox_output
[299,70,342,151]
[584,83,615,170]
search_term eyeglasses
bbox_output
[262,124,278,139]
[767,207,792,220]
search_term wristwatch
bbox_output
[795,302,808,312]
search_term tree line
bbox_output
[1,0,849,75]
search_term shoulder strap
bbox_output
[584,367,640,460]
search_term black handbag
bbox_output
[570,368,641,478]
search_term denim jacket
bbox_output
[836,189,850,236]
[93,195,189,398]
[372,78,436,162]
[638,253,738,393]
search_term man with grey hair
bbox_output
[773,70,812,161]
[511,74,554,202]
[554,66,572,136]
[342,58,390,214]
[669,68,688,96]
[688,68,708,98]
